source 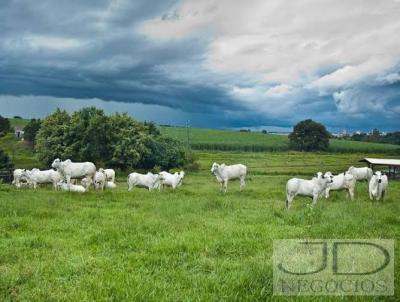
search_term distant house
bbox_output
[14,127,24,139]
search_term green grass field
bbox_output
[161,126,400,153]
[1,149,400,301]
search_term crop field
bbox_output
[161,126,400,153]
[1,150,399,301]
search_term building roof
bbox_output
[360,158,400,166]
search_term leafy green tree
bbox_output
[23,119,41,145]
[289,119,330,151]
[35,108,188,170]
[0,115,10,137]
[0,149,13,170]
[35,109,72,166]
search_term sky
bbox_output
[0,0,400,132]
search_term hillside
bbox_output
[161,126,400,153]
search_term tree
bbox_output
[289,119,330,151]
[0,149,13,170]
[0,115,10,137]
[23,119,41,145]
[35,108,188,170]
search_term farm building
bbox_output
[360,158,400,179]
[14,127,24,139]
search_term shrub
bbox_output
[23,119,41,145]
[0,115,10,137]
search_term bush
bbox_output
[35,107,187,170]
[0,115,10,137]
[289,119,330,151]
[23,119,41,145]
[0,149,13,170]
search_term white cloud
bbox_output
[141,0,400,85]
[265,84,293,97]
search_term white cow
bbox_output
[105,181,117,189]
[324,171,357,200]
[99,168,115,183]
[127,172,163,191]
[211,163,247,192]
[81,177,93,190]
[286,172,333,208]
[25,168,62,189]
[12,169,29,188]
[369,171,388,201]
[93,170,107,191]
[159,171,185,190]
[57,181,86,193]
[51,158,96,187]
[347,166,373,181]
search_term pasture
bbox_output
[1,151,399,301]
[161,126,400,153]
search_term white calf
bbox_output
[57,181,86,193]
[94,171,106,190]
[99,168,115,183]
[286,172,333,208]
[159,171,185,190]
[347,166,373,181]
[369,171,388,201]
[127,172,163,191]
[324,171,356,200]
[25,168,62,189]
[12,169,29,188]
[105,181,117,189]
[211,162,247,192]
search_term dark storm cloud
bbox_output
[0,0,400,130]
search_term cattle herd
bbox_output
[10,159,389,209]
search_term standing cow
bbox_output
[127,172,163,191]
[25,168,62,190]
[286,172,333,208]
[93,170,107,191]
[12,169,29,188]
[369,171,388,201]
[347,166,373,181]
[159,171,185,190]
[324,171,357,200]
[211,162,247,192]
[51,159,96,188]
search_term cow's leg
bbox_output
[312,192,319,205]
[325,187,330,199]
[348,188,354,200]
[33,182,37,189]
[381,190,386,201]
[223,180,228,193]
[66,175,71,187]
[286,192,294,209]
[240,177,245,191]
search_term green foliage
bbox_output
[35,108,187,170]
[289,119,330,151]
[0,149,13,169]
[23,119,41,145]
[0,115,11,137]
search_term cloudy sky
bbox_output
[1,0,400,131]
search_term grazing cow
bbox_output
[99,168,115,183]
[105,181,117,189]
[210,163,247,192]
[127,172,163,191]
[94,170,107,191]
[369,171,388,201]
[286,172,333,208]
[25,168,62,189]
[159,171,185,190]
[57,181,86,193]
[51,158,96,187]
[12,169,29,188]
[347,166,373,181]
[324,171,356,200]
